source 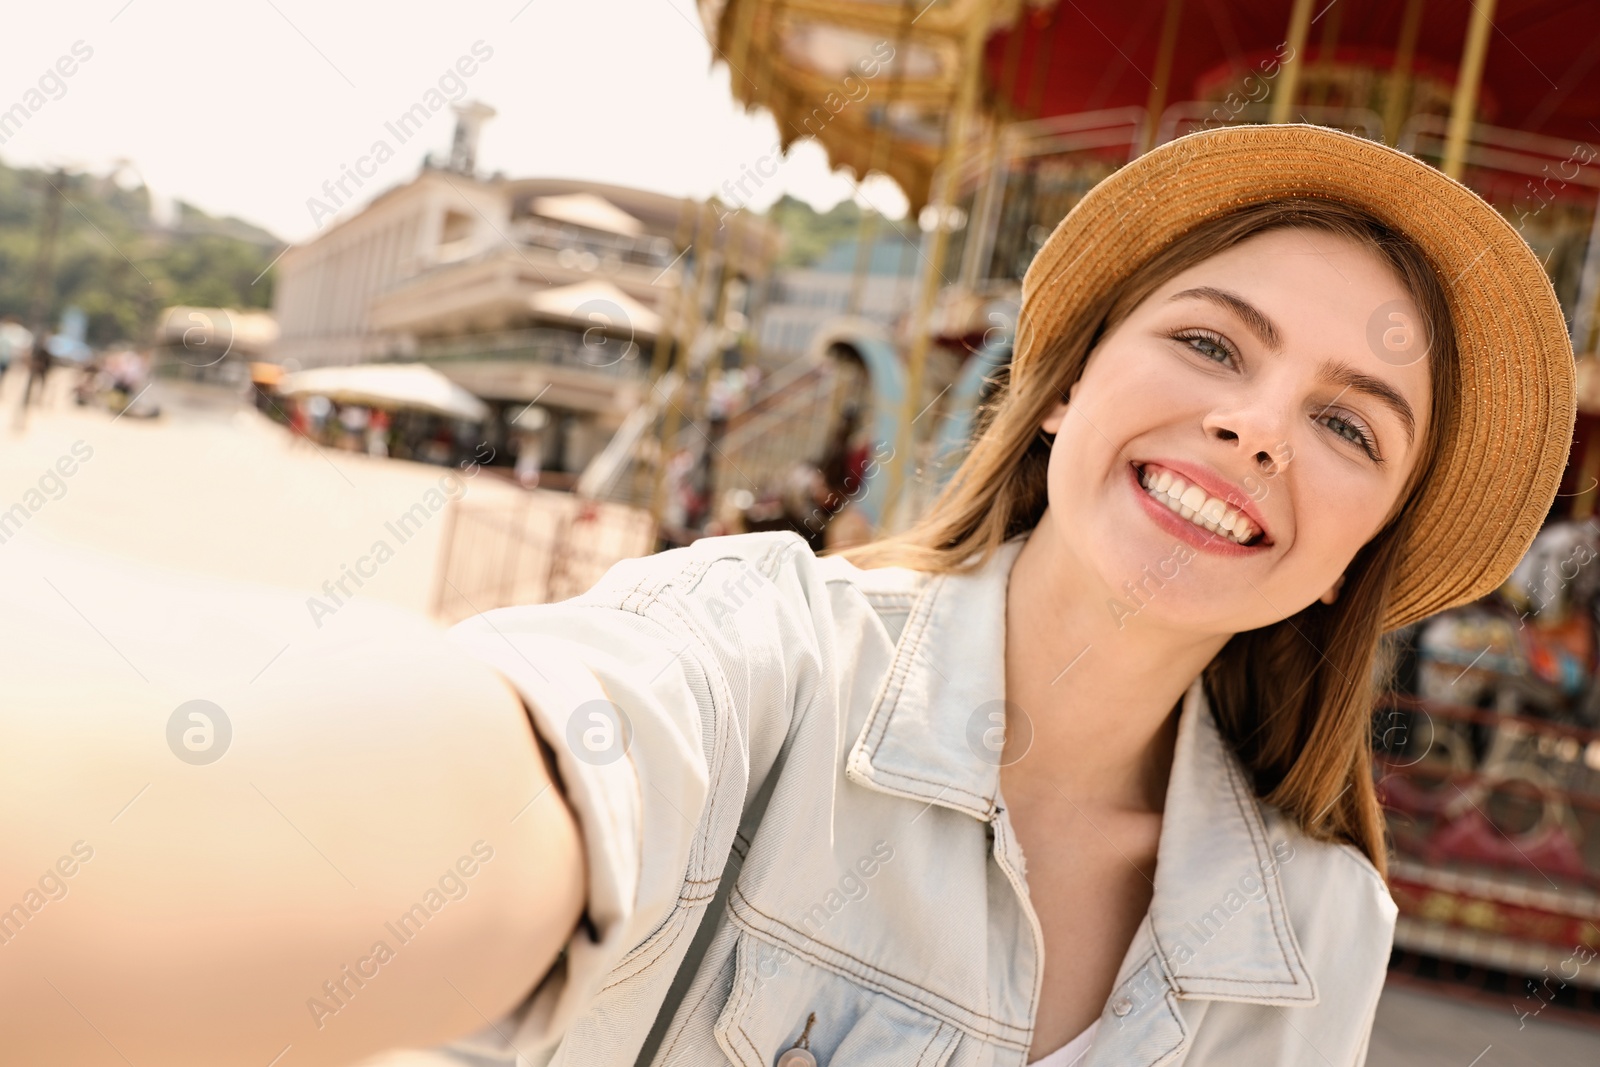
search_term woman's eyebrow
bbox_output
[1167,286,1282,350]
[1317,359,1417,445]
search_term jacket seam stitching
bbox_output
[864,767,991,811]
[729,889,1030,1045]
[865,574,942,768]
[658,928,739,1064]
[603,904,693,992]
[1166,753,1310,991]
[637,588,735,888]
[1222,753,1309,990]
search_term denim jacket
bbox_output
[440,529,1396,1067]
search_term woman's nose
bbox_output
[1202,403,1292,473]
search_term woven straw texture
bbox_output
[1013,124,1576,633]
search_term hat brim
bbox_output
[1014,123,1576,633]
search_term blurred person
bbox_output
[513,434,542,488]
[22,332,52,407]
[366,408,391,457]
[0,315,31,379]
[287,395,309,442]
[2,127,1578,1067]
[303,393,333,443]
[337,404,370,452]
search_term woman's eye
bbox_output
[1320,411,1380,459]
[1178,333,1233,364]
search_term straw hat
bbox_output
[1013,123,1576,634]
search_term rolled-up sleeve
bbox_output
[441,531,832,1058]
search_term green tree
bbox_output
[0,158,283,345]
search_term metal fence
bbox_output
[432,489,655,624]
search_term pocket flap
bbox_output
[713,931,961,1067]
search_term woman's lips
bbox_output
[1127,462,1273,556]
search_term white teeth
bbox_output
[1137,465,1259,545]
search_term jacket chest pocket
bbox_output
[714,930,962,1067]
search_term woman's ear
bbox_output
[1041,391,1073,435]
[1319,573,1347,605]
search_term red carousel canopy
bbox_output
[987,0,1599,143]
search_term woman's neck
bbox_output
[1001,515,1231,813]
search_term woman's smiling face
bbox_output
[1040,225,1433,635]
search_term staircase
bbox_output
[580,354,844,515]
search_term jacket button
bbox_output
[777,1049,818,1067]
[1111,995,1134,1017]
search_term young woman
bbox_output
[2,124,1575,1067]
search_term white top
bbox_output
[997,780,1102,1067]
[1029,1019,1100,1067]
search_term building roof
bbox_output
[530,192,647,237]
[528,279,663,339]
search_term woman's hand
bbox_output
[0,552,586,1066]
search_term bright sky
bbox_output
[0,0,909,243]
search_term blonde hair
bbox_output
[834,199,1461,874]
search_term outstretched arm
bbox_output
[0,562,586,1067]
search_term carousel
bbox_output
[682,0,1600,1020]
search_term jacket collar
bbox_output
[844,533,1318,1006]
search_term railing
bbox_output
[411,327,651,380]
[432,490,655,623]
[576,353,840,513]
[511,216,678,270]
[704,360,838,507]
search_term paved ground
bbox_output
[1369,983,1598,1066]
[6,367,1599,1064]
[0,368,527,619]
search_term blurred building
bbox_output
[271,103,776,482]
[756,232,919,363]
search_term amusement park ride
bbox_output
[593,0,1600,1022]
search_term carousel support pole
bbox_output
[961,2,1029,284]
[1571,186,1600,357]
[690,207,743,527]
[1572,433,1600,522]
[1308,0,1341,109]
[1024,4,1055,118]
[649,198,719,538]
[1267,0,1315,125]
[633,198,696,506]
[847,0,916,318]
[1140,0,1184,155]
[959,125,1006,290]
[696,208,743,419]
[1383,0,1426,146]
[1442,0,1496,181]
[883,9,988,531]
[647,198,697,391]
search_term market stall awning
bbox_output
[249,361,284,387]
[277,363,490,422]
[528,279,662,340]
